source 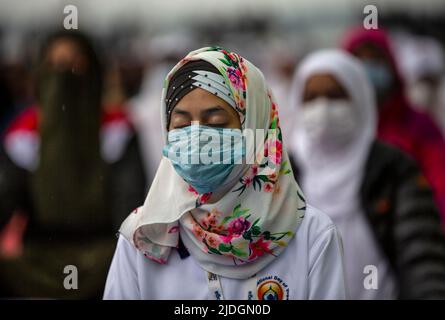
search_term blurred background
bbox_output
[0,0,444,299]
[2,0,445,175]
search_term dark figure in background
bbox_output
[0,30,147,299]
[0,68,14,135]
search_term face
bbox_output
[302,73,349,103]
[351,42,395,104]
[45,38,89,74]
[300,73,359,149]
[352,42,387,64]
[168,88,241,130]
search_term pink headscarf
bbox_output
[341,26,445,224]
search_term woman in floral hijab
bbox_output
[104,47,346,300]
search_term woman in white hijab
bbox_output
[288,49,445,299]
[103,46,347,300]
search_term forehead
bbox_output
[305,73,344,90]
[45,37,88,68]
[353,42,387,61]
[47,38,83,56]
[174,88,237,115]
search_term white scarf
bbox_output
[288,49,376,220]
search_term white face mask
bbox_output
[300,98,358,150]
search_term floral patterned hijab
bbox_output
[119,46,306,279]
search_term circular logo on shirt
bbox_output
[256,276,288,300]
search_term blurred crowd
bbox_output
[1,9,445,299]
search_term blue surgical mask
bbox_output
[163,125,245,194]
[362,60,393,96]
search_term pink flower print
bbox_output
[208,215,218,227]
[220,233,235,244]
[268,172,277,182]
[211,225,224,234]
[227,217,251,235]
[271,101,277,111]
[199,192,212,204]
[264,182,274,193]
[227,67,245,91]
[249,238,273,260]
[238,99,246,110]
[168,226,179,234]
[188,185,199,195]
[206,234,221,248]
[200,214,210,230]
[144,253,167,265]
[210,208,223,217]
[201,212,218,230]
[193,224,205,240]
[241,176,253,186]
[264,141,269,159]
[268,139,282,165]
[221,49,239,63]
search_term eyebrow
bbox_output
[171,107,191,116]
[172,105,228,117]
[200,105,228,117]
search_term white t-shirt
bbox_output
[332,211,398,299]
[103,205,347,300]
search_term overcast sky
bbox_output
[0,0,444,31]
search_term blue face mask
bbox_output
[163,125,245,194]
[362,60,393,96]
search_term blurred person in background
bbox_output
[263,42,299,141]
[126,33,197,185]
[0,31,34,136]
[0,65,14,136]
[394,33,445,135]
[341,27,445,224]
[100,34,152,184]
[288,49,445,299]
[0,30,146,299]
